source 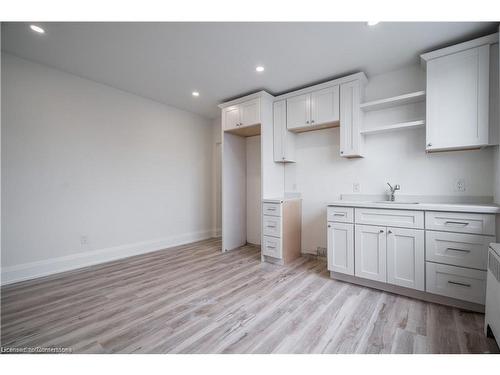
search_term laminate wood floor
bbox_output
[1,238,498,354]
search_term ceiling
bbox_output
[2,22,498,119]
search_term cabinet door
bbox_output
[286,94,311,130]
[273,100,285,162]
[327,222,354,275]
[386,227,425,291]
[240,98,260,127]
[311,86,340,125]
[340,81,363,157]
[426,45,490,151]
[355,224,386,282]
[223,106,241,130]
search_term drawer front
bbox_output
[263,215,282,237]
[426,231,493,270]
[425,211,495,235]
[262,236,283,259]
[262,202,281,217]
[355,208,424,229]
[327,206,354,223]
[426,262,487,304]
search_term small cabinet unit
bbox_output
[386,227,425,291]
[262,198,302,265]
[327,221,354,276]
[222,98,261,132]
[286,86,339,132]
[340,80,365,158]
[421,34,499,152]
[273,100,296,162]
[354,224,387,282]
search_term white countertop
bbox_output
[328,200,500,214]
[263,197,302,203]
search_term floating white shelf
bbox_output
[360,120,425,135]
[360,91,426,112]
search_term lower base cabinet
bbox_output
[354,225,387,282]
[387,227,425,291]
[327,222,354,275]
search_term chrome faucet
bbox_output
[387,182,400,201]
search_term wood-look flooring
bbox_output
[1,238,498,354]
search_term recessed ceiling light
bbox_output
[367,21,380,26]
[256,66,265,73]
[192,91,200,97]
[30,25,45,34]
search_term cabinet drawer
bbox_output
[426,231,493,270]
[263,215,281,238]
[355,208,424,229]
[425,211,495,235]
[262,202,281,217]
[327,206,354,223]
[426,262,486,304]
[262,236,282,259]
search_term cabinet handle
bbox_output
[267,207,277,211]
[306,121,310,124]
[328,225,331,228]
[267,245,276,249]
[427,143,432,147]
[333,213,345,216]
[446,247,471,253]
[340,151,344,154]
[448,280,471,288]
[267,225,276,228]
[444,221,469,226]
[379,229,384,233]
[311,120,315,124]
[388,230,392,234]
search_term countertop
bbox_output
[263,197,302,203]
[328,200,500,214]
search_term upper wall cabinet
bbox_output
[286,86,339,132]
[340,80,364,158]
[421,34,499,152]
[222,98,261,132]
[273,100,296,162]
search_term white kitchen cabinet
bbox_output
[311,86,340,125]
[223,105,241,131]
[286,86,339,131]
[222,98,261,131]
[286,94,310,130]
[327,222,354,275]
[240,98,261,127]
[355,224,387,282]
[340,80,364,158]
[386,227,425,291]
[273,100,296,162]
[424,44,490,151]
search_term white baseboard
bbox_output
[1,230,213,286]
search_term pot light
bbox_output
[30,25,45,34]
[367,21,380,26]
[256,66,265,73]
[192,91,200,97]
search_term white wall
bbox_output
[1,53,214,283]
[246,136,261,245]
[285,64,496,254]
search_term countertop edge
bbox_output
[327,201,500,214]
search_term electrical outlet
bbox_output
[80,235,89,246]
[353,182,360,193]
[455,178,466,192]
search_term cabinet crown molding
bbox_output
[420,32,498,67]
[218,90,274,109]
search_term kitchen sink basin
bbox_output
[373,201,420,204]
